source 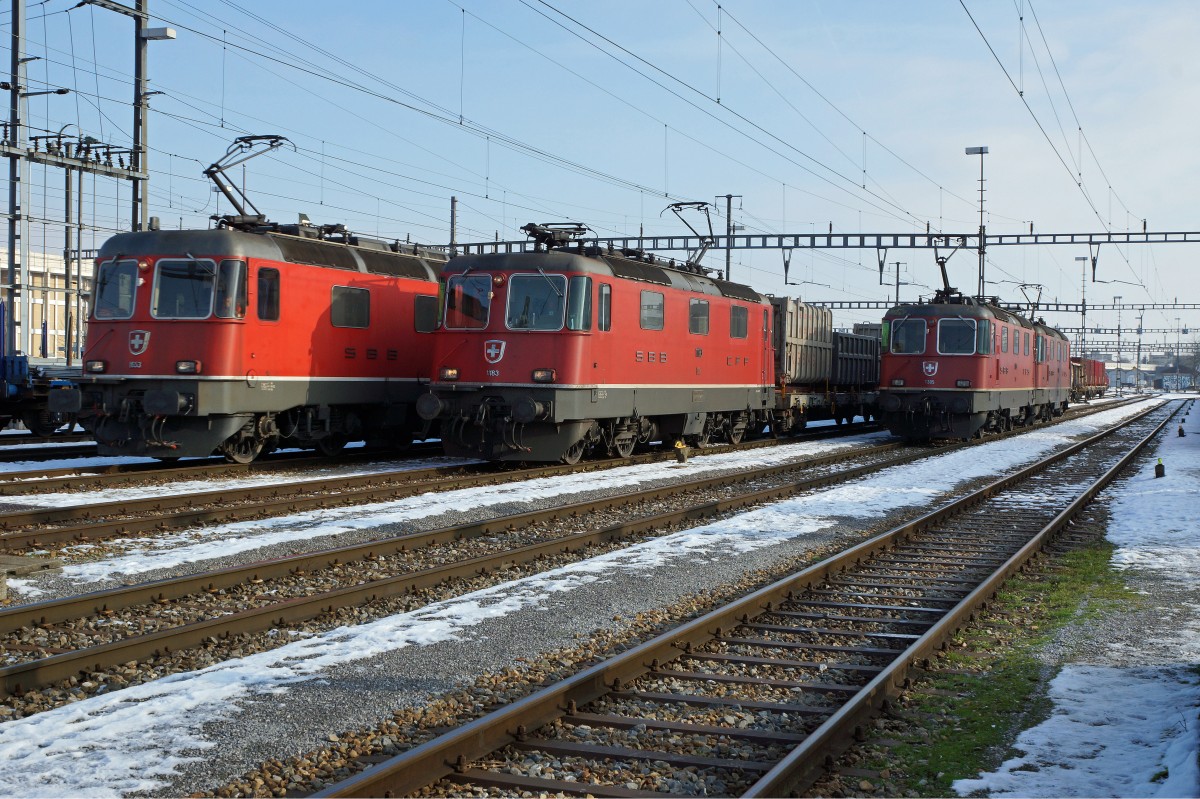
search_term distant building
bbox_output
[0,248,93,361]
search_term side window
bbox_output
[567,276,592,331]
[689,299,709,335]
[257,267,280,322]
[331,285,370,328]
[598,283,612,331]
[730,305,748,339]
[1024,332,1030,356]
[215,260,247,319]
[976,319,992,354]
[414,294,438,333]
[1001,326,1009,353]
[640,290,664,331]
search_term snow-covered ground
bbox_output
[954,393,1200,798]
[0,396,1186,796]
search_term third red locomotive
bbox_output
[877,285,1072,440]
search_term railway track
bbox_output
[0,444,446,496]
[0,404,1133,552]
[309,399,1178,798]
[0,430,93,462]
[0,423,881,493]
[0,400,1149,709]
[0,437,914,696]
[0,425,887,551]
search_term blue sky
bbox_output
[7,0,1198,340]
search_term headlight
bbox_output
[956,379,971,388]
[890,378,905,386]
[176,360,202,374]
[439,366,459,381]
[531,368,556,383]
[85,360,106,373]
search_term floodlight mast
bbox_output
[965,146,988,299]
[204,134,293,223]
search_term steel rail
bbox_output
[313,401,1172,798]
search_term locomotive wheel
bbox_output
[21,409,67,437]
[221,436,264,464]
[613,437,635,458]
[561,439,586,465]
[728,425,744,445]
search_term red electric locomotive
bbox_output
[51,221,447,462]
[415,224,775,462]
[877,287,1071,440]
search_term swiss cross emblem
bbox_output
[484,340,506,364]
[922,361,938,377]
[129,330,151,355]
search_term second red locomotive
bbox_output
[415,224,776,462]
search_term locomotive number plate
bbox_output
[260,382,275,392]
[128,361,142,368]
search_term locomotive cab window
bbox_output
[566,276,592,331]
[1001,326,1009,353]
[331,285,370,328]
[689,299,710,335]
[889,318,927,354]
[444,273,492,330]
[151,258,216,319]
[93,258,138,320]
[258,268,280,321]
[507,273,567,331]
[937,318,977,355]
[215,260,247,319]
[1035,335,1046,363]
[640,290,665,331]
[730,305,748,339]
